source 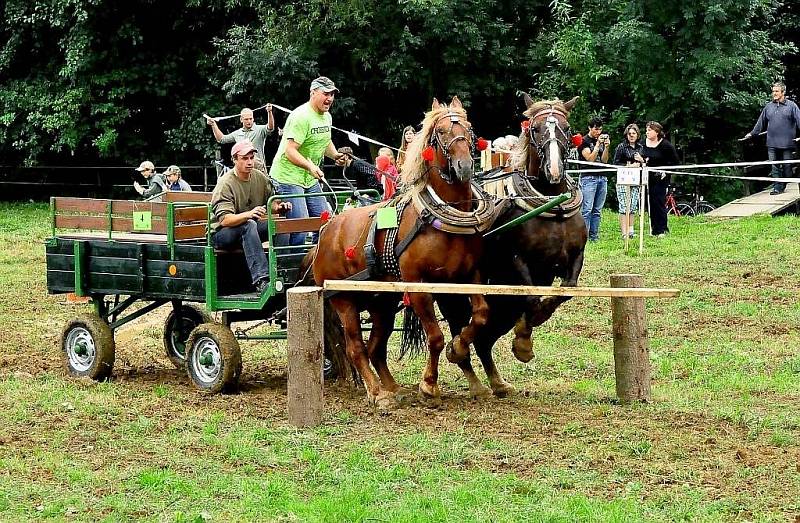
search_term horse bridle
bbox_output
[429,111,477,184]
[526,107,572,180]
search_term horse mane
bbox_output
[401,103,467,191]
[510,99,569,171]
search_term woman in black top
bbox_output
[642,121,679,236]
[613,123,646,239]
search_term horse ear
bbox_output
[522,92,534,108]
[564,96,579,112]
[431,98,441,110]
[450,96,463,109]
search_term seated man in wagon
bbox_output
[210,140,291,293]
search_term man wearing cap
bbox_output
[211,141,291,293]
[206,106,275,168]
[269,76,345,245]
[133,161,168,199]
[165,165,192,192]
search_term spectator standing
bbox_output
[579,117,611,241]
[337,146,383,196]
[612,124,646,239]
[133,161,167,199]
[375,150,398,200]
[206,106,275,170]
[268,76,345,245]
[642,121,679,237]
[165,165,192,192]
[210,141,291,293]
[397,126,416,172]
[744,82,800,195]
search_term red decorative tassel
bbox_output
[344,246,356,259]
[421,146,435,162]
[521,120,531,131]
[571,134,584,147]
[402,292,411,307]
[320,210,331,222]
[476,138,489,151]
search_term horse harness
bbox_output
[526,106,574,176]
[338,181,500,287]
[429,111,479,184]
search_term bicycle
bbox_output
[665,184,716,217]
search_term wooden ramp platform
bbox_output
[706,183,799,218]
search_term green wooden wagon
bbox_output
[45,190,365,393]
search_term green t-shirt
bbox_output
[269,102,332,188]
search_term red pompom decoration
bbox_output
[421,146,436,162]
[402,292,411,307]
[344,246,356,259]
[521,120,531,131]
[476,138,489,151]
[320,210,331,222]
[571,134,583,147]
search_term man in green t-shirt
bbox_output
[269,76,345,245]
[211,140,291,293]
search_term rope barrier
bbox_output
[205,102,399,152]
[566,158,800,183]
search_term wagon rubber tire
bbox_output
[61,314,115,381]
[163,304,211,369]
[185,323,242,394]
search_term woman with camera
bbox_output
[642,121,679,237]
[579,117,611,242]
[612,123,646,239]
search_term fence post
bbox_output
[203,167,208,192]
[287,286,324,427]
[610,274,651,403]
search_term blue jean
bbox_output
[273,181,331,246]
[213,220,269,284]
[767,147,795,192]
[580,175,607,240]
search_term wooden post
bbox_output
[287,286,324,427]
[610,274,651,403]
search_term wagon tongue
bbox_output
[483,192,571,237]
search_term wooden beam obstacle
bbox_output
[286,274,678,426]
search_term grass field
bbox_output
[1,202,798,522]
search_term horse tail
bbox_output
[322,299,362,385]
[399,306,426,359]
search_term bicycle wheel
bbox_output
[674,203,695,217]
[696,203,715,215]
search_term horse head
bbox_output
[520,94,578,185]
[427,96,477,184]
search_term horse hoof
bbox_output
[492,382,517,398]
[469,383,493,399]
[394,387,416,406]
[445,338,468,364]
[418,382,442,407]
[375,391,398,411]
[512,337,533,363]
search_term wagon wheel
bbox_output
[185,323,242,393]
[61,314,115,381]
[163,304,211,369]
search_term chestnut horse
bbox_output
[312,97,489,407]
[438,94,588,397]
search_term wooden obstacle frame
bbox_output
[286,274,679,427]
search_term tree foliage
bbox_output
[0,0,796,181]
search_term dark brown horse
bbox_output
[311,97,490,407]
[438,94,587,397]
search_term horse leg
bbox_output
[331,297,393,408]
[437,294,491,399]
[445,272,489,365]
[509,258,539,363]
[473,328,516,398]
[365,300,402,394]
[407,292,446,405]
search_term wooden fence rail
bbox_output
[286,274,679,427]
